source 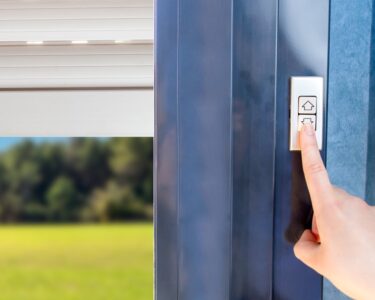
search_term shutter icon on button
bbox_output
[298,115,316,130]
[298,96,317,114]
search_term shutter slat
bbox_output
[0,44,153,55]
[0,30,153,42]
[0,8,152,20]
[0,78,153,88]
[0,55,153,66]
[0,19,152,31]
[0,0,152,9]
[0,66,152,78]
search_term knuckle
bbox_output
[333,186,346,196]
[293,242,318,268]
[306,162,325,175]
[325,196,346,218]
[293,243,302,259]
[330,197,342,210]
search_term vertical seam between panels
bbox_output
[153,0,157,299]
[228,0,234,299]
[271,0,279,298]
[325,0,332,169]
[365,0,375,200]
[323,1,332,297]
[176,0,181,298]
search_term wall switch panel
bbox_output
[290,77,323,151]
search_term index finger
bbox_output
[299,124,333,212]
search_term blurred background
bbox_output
[0,137,153,300]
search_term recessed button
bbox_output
[298,115,316,131]
[298,96,317,114]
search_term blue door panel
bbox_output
[156,0,331,299]
[156,0,233,299]
[231,0,277,298]
[177,1,233,299]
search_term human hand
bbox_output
[294,124,375,300]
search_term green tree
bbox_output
[83,181,152,222]
[0,192,23,222]
[66,138,111,193]
[0,140,42,221]
[108,138,153,206]
[46,176,81,221]
[2,140,41,195]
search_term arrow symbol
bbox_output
[301,117,314,125]
[302,100,315,111]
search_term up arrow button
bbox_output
[298,96,317,114]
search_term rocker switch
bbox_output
[290,77,323,151]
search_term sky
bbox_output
[0,137,68,152]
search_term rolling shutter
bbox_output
[0,0,153,89]
[0,0,154,136]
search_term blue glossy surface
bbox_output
[155,0,233,299]
[177,1,233,299]
[326,0,374,299]
[154,0,178,299]
[230,0,276,298]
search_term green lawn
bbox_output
[0,223,153,300]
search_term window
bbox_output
[0,2,154,299]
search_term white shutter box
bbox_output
[0,0,154,89]
[0,90,154,137]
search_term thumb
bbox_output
[294,230,321,270]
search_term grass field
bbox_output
[0,223,153,300]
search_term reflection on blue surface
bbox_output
[155,0,232,299]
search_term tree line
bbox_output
[0,138,153,223]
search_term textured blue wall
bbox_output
[367,2,375,203]
[326,0,373,299]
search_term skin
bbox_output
[294,124,375,299]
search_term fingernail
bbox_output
[303,124,315,136]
